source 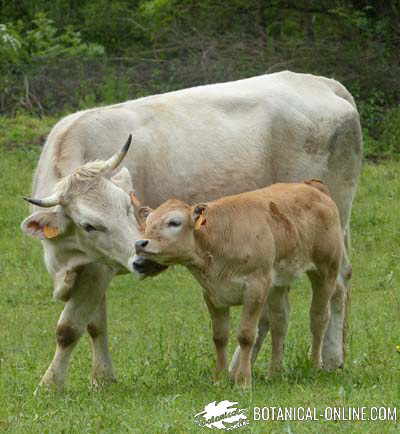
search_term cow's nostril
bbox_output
[135,239,149,252]
[132,256,168,276]
[133,257,146,272]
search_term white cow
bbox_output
[21,71,362,391]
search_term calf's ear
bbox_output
[130,192,152,227]
[192,204,208,230]
[138,207,152,223]
[110,167,133,193]
[21,210,68,239]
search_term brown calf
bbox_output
[133,181,345,387]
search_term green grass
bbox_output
[1,128,400,433]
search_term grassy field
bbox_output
[0,131,399,433]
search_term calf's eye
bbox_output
[168,219,181,228]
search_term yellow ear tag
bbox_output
[43,225,60,239]
[194,213,207,230]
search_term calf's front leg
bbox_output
[229,286,290,377]
[205,298,230,382]
[233,283,267,388]
[36,263,113,393]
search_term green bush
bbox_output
[0,23,22,63]
[1,13,104,65]
[380,107,400,157]
[363,107,400,161]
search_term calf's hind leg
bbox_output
[36,263,113,392]
[267,286,291,376]
[307,270,337,369]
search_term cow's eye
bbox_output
[82,223,97,232]
[167,219,181,228]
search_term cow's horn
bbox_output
[23,193,60,208]
[103,134,132,172]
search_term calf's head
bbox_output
[133,198,207,270]
[21,135,165,284]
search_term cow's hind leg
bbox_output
[36,264,113,393]
[322,235,352,370]
[87,294,116,387]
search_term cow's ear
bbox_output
[192,204,208,230]
[21,210,68,239]
[110,167,133,193]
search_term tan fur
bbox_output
[304,179,331,196]
[135,180,345,387]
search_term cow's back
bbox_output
[33,71,362,228]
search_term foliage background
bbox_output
[1,3,400,432]
[1,0,400,158]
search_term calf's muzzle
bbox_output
[135,239,149,253]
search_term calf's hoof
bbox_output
[233,371,252,389]
[268,365,284,379]
[213,369,228,385]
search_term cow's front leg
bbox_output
[87,294,116,387]
[205,298,230,382]
[36,263,113,393]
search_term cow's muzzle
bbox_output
[132,256,168,277]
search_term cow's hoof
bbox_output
[34,380,64,396]
[91,373,117,389]
[322,358,344,371]
[228,348,241,378]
